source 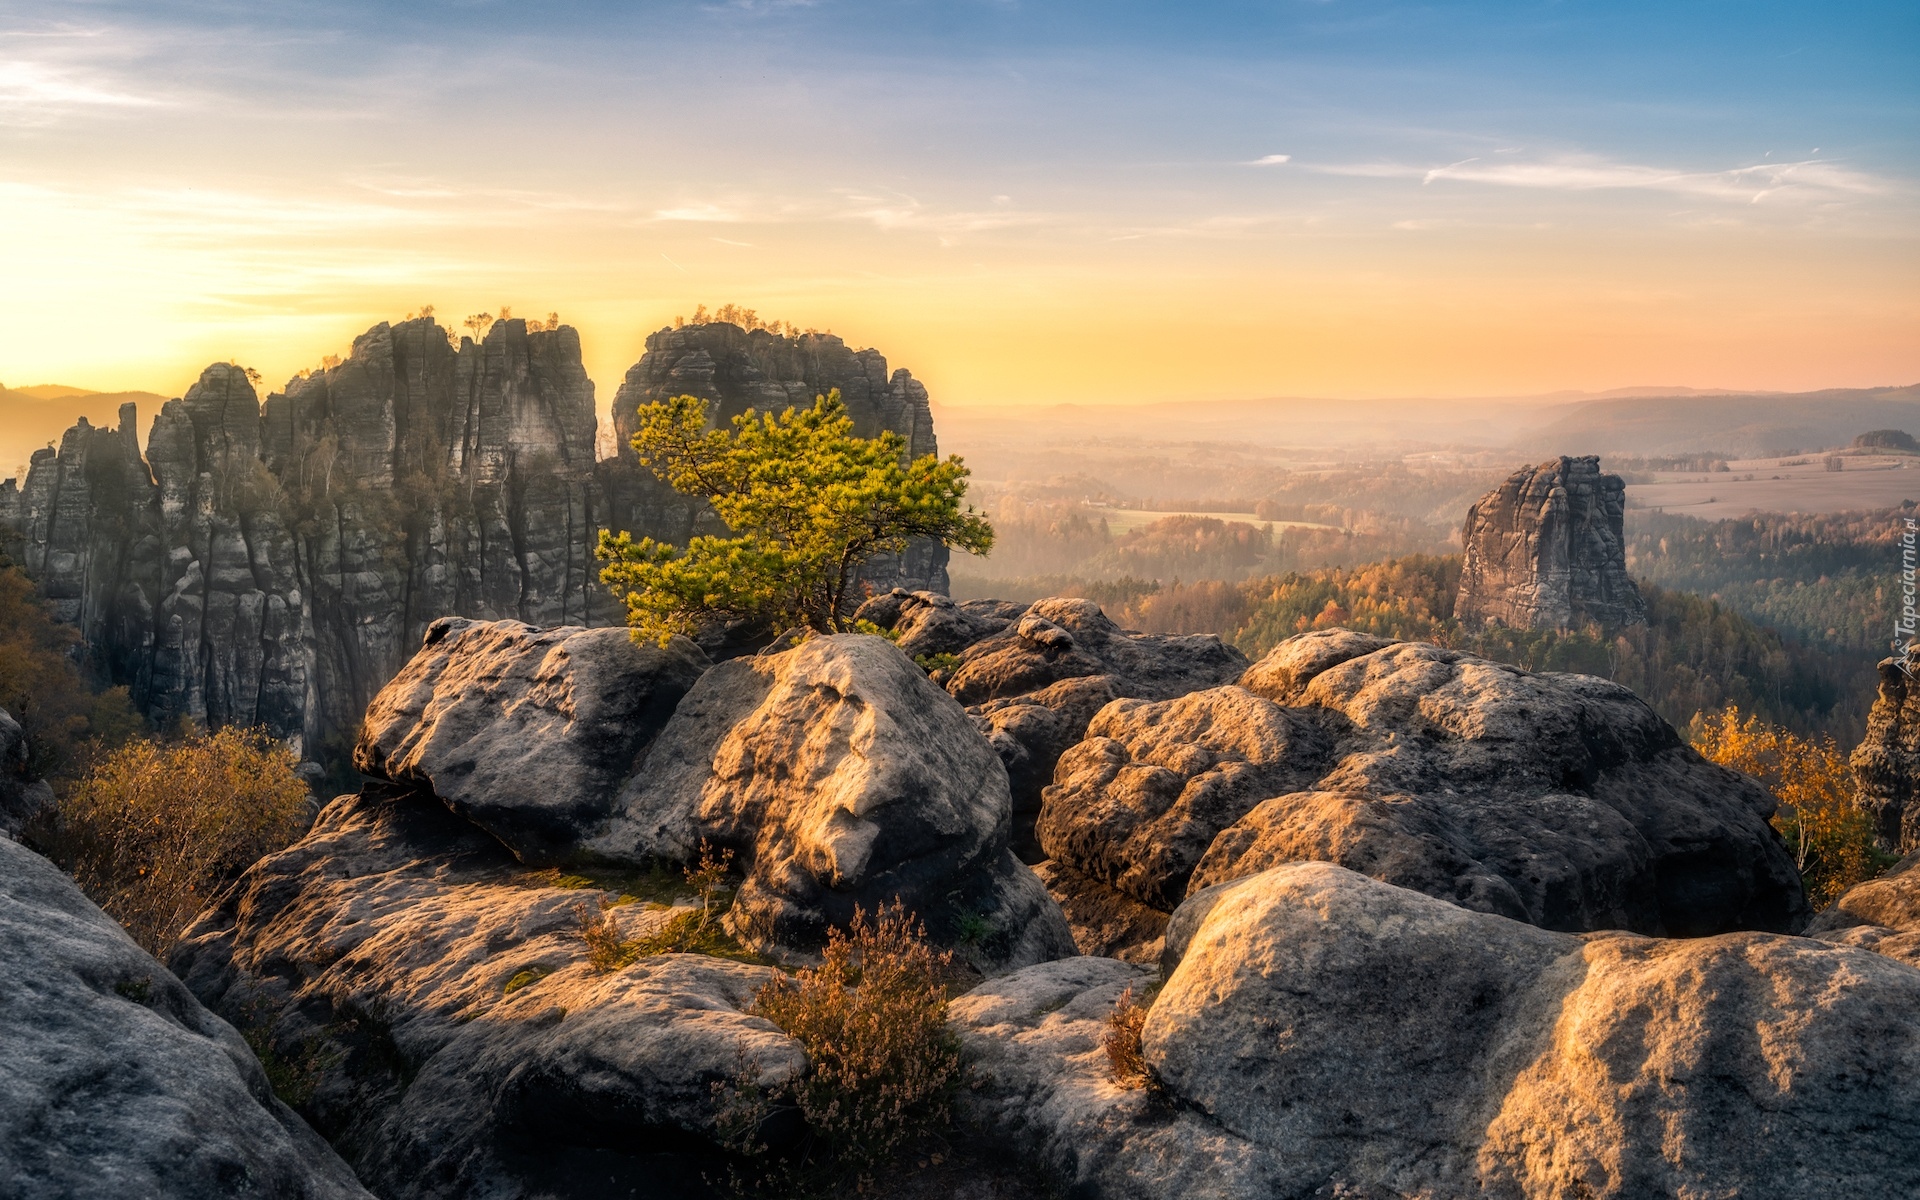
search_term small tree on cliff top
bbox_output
[597,390,992,643]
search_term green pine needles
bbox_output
[597,390,993,644]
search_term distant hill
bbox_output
[1523,385,1920,459]
[0,386,165,480]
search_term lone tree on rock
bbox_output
[598,390,992,644]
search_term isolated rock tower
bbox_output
[1455,455,1646,630]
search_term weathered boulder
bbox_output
[951,956,1270,1198]
[0,835,371,1200]
[961,863,1920,1200]
[170,785,804,1200]
[851,589,1018,659]
[1039,686,1331,909]
[355,617,708,864]
[1807,849,1920,968]
[855,593,1250,834]
[1849,649,1920,855]
[973,674,1124,833]
[1456,455,1646,630]
[945,598,1248,707]
[1039,631,1808,942]
[594,634,1076,972]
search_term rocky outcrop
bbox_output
[1849,649,1920,855]
[350,621,1072,973]
[1456,455,1646,630]
[355,617,709,865]
[958,863,1920,1200]
[0,834,371,1200]
[170,786,801,1200]
[0,319,949,761]
[172,624,1076,1196]
[1037,631,1808,948]
[943,597,1249,707]
[1039,687,1330,910]
[593,634,1076,971]
[601,321,947,594]
[854,591,1250,854]
[1807,849,1920,968]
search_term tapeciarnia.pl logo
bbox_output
[1897,517,1918,677]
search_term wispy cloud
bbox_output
[1245,154,1292,166]
[1317,152,1896,204]
[648,202,756,223]
[835,191,1047,240]
[0,59,164,124]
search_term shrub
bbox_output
[574,898,640,971]
[39,726,309,954]
[0,560,142,778]
[1692,706,1892,908]
[574,842,745,968]
[1104,986,1151,1088]
[725,901,962,1194]
[597,391,992,642]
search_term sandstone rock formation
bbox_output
[1807,848,1920,968]
[593,633,1076,971]
[601,321,946,594]
[355,617,709,865]
[1037,630,1807,952]
[350,621,1072,973]
[170,786,802,1200]
[0,834,370,1200]
[1456,455,1646,630]
[0,319,949,761]
[853,591,1250,856]
[958,863,1920,1200]
[1848,648,1920,854]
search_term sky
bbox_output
[0,0,1915,410]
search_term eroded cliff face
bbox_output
[1455,455,1646,630]
[0,318,947,760]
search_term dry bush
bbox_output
[1104,986,1151,1088]
[41,726,309,954]
[574,899,640,971]
[725,901,962,1194]
[0,561,142,779]
[1693,706,1892,908]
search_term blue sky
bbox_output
[2,0,1915,403]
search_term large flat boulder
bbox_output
[595,634,1075,972]
[355,617,709,865]
[1040,631,1807,941]
[170,786,804,1200]
[0,835,371,1200]
[959,863,1920,1200]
